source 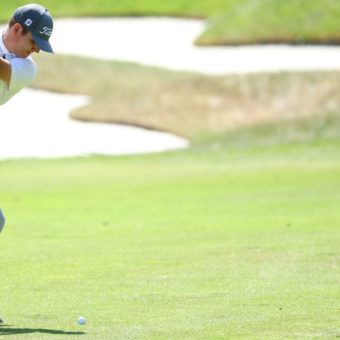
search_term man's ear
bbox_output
[12,23,23,36]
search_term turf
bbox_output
[1,0,339,45]
[0,140,339,339]
[196,0,340,45]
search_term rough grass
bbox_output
[0,0,239,22]
[1,0,339,45]
[33,53,340,142]
[196,0,340,45]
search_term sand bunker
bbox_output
[0,89,188,159]
[51,17,340,74]
[2,17,340,159]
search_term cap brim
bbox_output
[32,34,54,53]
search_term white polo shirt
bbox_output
[0,32,37,105]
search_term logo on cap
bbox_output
[25,19,33,26]
[39,27,52,37]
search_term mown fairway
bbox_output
[0,141,339,339]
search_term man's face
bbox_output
[12,25,40,58]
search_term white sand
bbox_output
[50,17,340,75]
[2,17,340,160]
[0,88,188,159]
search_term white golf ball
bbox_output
[78,317,86,325]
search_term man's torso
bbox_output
[0,32,36,105]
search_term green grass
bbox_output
[0,140,340,339]
[0,0,236,22]
[1,0,339,45]
[197,0,340,45]
[1,2,340,338]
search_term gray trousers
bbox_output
[0,208,5,233]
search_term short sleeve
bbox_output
[9,57,37,93]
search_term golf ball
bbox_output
[78,317,86,325]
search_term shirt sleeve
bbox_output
[9,57,37,93]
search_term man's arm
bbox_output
[0,58,11,84]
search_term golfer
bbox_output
[0,4,54,233]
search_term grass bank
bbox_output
[196,0,340,45]
[1,0,339,45]
[33,53,340,146]
[0,141,339,339]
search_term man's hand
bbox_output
[0,208,5,233]
[0,57,11,84]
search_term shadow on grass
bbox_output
[0,325,85,336]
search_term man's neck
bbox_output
[2,28,14,55]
